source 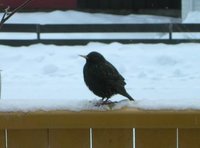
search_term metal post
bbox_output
[169,23,173,40]
[36,24,40,41]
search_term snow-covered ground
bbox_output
[183,11,200,23]
[0,10,200,112]
[3,10,181,24]
[0,10,180,40]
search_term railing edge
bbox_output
[0,109,200,129]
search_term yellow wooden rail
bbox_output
[0,109,200,148]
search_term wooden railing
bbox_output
[0,109,200,148]
[0,23,200,46]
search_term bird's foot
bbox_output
[102,100,118,105]
[95,100,118,106]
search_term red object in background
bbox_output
[0,0,77,9]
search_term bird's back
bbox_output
[83,59,126,98]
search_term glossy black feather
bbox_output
[82,51,134,101]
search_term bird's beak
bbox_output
[79,55,88,59]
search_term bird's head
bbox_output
[80,51,105,63]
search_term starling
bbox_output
[80,51,134,103]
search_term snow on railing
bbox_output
[0,109,200,148]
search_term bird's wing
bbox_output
[100,61,126,85]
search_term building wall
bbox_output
[0,0,77,10]
[0,0,181,18]
[0,0,180,11]
[182,0,200,19]
[78,0,180,10]
[182,0,193,19]
[194,0,200,10]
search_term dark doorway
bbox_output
[78,0,181,17]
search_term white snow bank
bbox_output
[0,42,200,112]
[1,98,200,112]
[0,10,199,112]
[183,11,200,23]
[1,10,180,24]
[0,10,181,40]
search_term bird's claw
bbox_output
[95,100,118,106]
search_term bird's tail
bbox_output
[121,91,134,101]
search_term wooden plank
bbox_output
[0,39,200,47]
[173,24,200,32]
[93,128,133,148]
[179,129,200,148]
[2,110,200,129]
[1,24,170,33]
[0,24,37,32]
[136,128,176,148]
[2,23,200,33]
[49,129,90,148]
[7,129,48,148]
[40,24,170,33]
[0,130,5,148]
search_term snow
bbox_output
[1,42,200,112]
[3,10,180,24]
[0,10,200,112]
[0,10,180,40]
[183,11,200,23]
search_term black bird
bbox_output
[80,51,134,103]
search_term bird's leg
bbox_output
[101,97,105,101]
[101,98,112,105]
[101,98,111,105]
[104,98,109,102]
[94,98,105,106]
[96,98,117,106]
